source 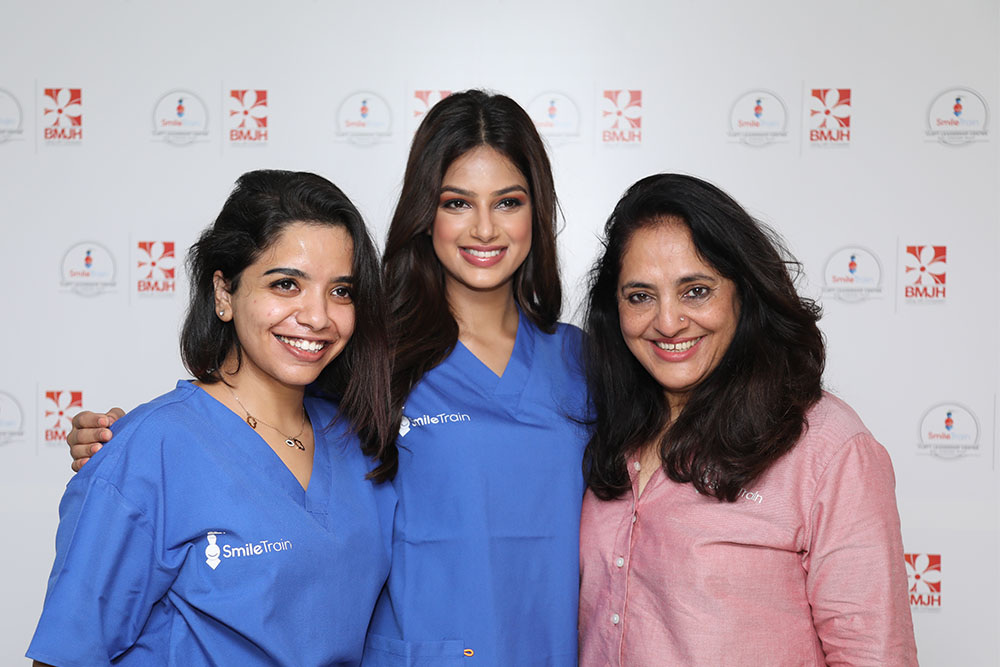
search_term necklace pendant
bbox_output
[288,437,305,451]
[246,415,258,429]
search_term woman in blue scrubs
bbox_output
[362,91,589,665]
[30,170,395,666]
[67,92,588,666]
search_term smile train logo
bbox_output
[398,407,471,437]
[205,532,222,569]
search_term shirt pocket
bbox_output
[362,633,469,666]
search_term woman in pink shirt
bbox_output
[579,174,917,666]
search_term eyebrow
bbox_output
[619,274,718,292]
[440,184,529,197]
[263,267,354,283]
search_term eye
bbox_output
[683,285,712,300]
[331,285,353,302]
[496,197,525,210]
[270,278,299,293]
[625,291,652,305]
[441,198,471,211]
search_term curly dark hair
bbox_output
[584,173,825,502]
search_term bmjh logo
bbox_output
[227,89,268,144]
[43,88,83,143]
[903,245,946,302]
[600,90,642,144]
[808,88,850,145]
[905,553,941,608]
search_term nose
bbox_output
[471,208,499,242]
[652,298,688,337]
[296,288,332,330]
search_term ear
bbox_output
[213,270,234,322]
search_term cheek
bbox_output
[617,304,648,340]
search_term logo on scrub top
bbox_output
[226,89,268,144]
[203,531,294,569]
[398,408,471,437]
[903,245,946,302]
[807,88,851,146]
[905,553,941,608]
[42,390,83,443]
[600,89,642,144]
[42,87,83,144]
[135,241,176,295]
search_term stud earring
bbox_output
[219,310,225,317]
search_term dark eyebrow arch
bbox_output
[262,268,354,283]
[619,274,718,292]
[439,184,529,197]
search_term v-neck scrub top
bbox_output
[363,320,589,666]
[28,381,395,667]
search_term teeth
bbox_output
[465,248,503,258]
[277,335,327,352]
[655,337,700,352]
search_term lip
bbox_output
[459,245,507,268]
[274,334,332,361]
[648,336,703,362]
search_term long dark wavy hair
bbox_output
[584,174,825,502]
[181,170,392,468]
[373,90,562,481]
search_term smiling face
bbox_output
[617,219,740,416]
[431,145,533,300]
[215,222,356,392]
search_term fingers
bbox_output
[69,444,102,472]
[68,408,124,446]
[67,426,114,448]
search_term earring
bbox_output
[219,310,225,317]
[679,316,685,322]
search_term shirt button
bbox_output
[615,557,625,568]
[611,613,621,625]
[633,461,641,471]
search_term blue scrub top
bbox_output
[364,320,589,666]
[28,381,394,667]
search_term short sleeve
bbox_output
[804,434,918,666]
[27,476,178,667]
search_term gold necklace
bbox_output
[225,385,307,451]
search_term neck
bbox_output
[446,280,520,340]
[218,356,306,430]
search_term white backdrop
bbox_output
[1,1,997,664]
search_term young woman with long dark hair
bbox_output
[30,170,395,666]
[578,174,916,665]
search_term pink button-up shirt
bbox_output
[579,393,917,666]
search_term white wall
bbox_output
[1,1,996,663]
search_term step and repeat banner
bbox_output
[1,1,997,664]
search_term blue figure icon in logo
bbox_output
[548,100,557,119]
[953,97,963,117]
[753,99,763,119]
[848,254,857,274]
[360,99,369,119]
[84,249,93,269]
[944,411,954,431]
